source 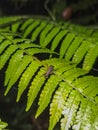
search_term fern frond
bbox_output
[26,67,46,111]
[0,35,4,42]
[4,50,24,86]
[60,33,76,58]
[25,48,57,56]
[72,41,91,64]
[0,39,12,55]
[17,60,41,102]
[1,17,98,72]
[4,55,32,95]
[73,76,98,103]
[83,44,98,71]
[42,27,61,47]
[42,58,73,69]
[48,82,72,130]
[62,22,95,37]
[61,90,80,130]
[0,16,23,26]
[35,74,61,118]
[48,67,88,130]
[23,20,40,38]
[40,24,54,45]
[0,16,98,130]
[0,118,8,129]
[72,99,98,130]
[64,36,83,61]
[89,105,98,130]
[60,75,98,130]
[31,21,47,41]
[11,21,22,33]
[17,40,41,49]
[0,44,18,70]
[35,64,75,118]
[92,31,98,37]
[62,68,87,81]
[51,30,67,51]
[20,18,34,31]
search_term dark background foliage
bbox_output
[0,0,98,24]
[0,0,98,130]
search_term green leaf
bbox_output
[18,41,41,49]
[0,35,4,43]
[0,40,12,55]
[35,65,69,118]
[26,67,46,111]
[20,18,34,31]
[83,44,98,71]
[51,30,68,51]
[25,48,57,56]
[17,60,41,102]
[60,33,76,58]
[0,16,98,130]
[31,21,47,40]
[35,74,61,118]
[0,16,22,26]
[23,20,40,38]
[65,36,83,61]
[40,24,54,46]
[62,68,87,81]
[73,76,98,90]
[49,82,71,130]
[4,55,32,95]
[72,41,91,64]
[0,119,8,129]
[72,99,92,130]
[42,27,61,47]
[61,90,80,130]
[4,50,23,86]
[0,44,18,70]
[11,22,21,33]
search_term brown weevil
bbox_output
[44,65,54,78]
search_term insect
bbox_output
[44,65,54,78]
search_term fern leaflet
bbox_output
[4,55,32,95]
[51,30,68,51]
[4,50,24,86]
[35,74,62,118]
[23,20,40,38]
[17,60,41,102]
[72,41,91,64]
[31,21,47,40]
[60,33,76,58]
[40,24,54,46]
[0,44,18,70]
[42,27,61,47]
[49,82,72,130]
[83,44,98,71]
[26,67,46,111]
[0,39,12,55]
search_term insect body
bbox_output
[45,65,54,78]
